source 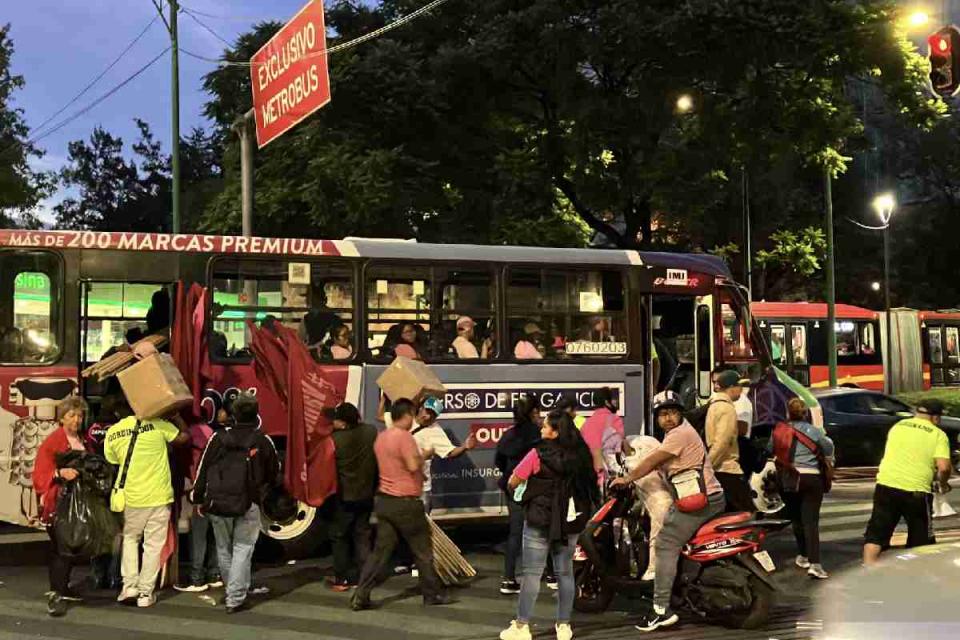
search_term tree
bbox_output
[0,24,48,226]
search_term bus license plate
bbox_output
[753,551,775,572]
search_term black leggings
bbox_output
[783,475,825,564]
[47,529,74,595]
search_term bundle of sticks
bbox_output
[429,517,477,586]
[80,334,168,381]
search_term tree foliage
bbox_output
[0,24,48,226]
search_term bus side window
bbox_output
[0,252,61,365]
[365,265,432,362]
[436,267,496,360]
[506,267,627,360]
[210,258,354,362]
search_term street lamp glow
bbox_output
[909,11,930,28]
[872,193,896,225]
[872,281,881,292]
[676,94,694,113]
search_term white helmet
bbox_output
[749,461,785,514]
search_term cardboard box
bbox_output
[117,353,193,419]
[376,356,447,403]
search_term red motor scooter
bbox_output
[574,486,790,629]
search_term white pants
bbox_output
[122,505,170,597]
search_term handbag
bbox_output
[110,420,141,513]
[667,450,709,513]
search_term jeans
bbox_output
[121,505,171,597]
[516,524,577,625]
[653,493,725,609]
[329,497,373,583]
[783,475,825,563]
[355,495,444,603]
[504,499,524,581]
[189,510,221,585]
[46,529,74,595]
[209,504,261,608]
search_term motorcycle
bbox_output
[574,485,790,629]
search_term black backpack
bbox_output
[203,440,255,517]
[685,399,722,440]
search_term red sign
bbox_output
[250,0,331,148]
[469,423,514,449]
[0,230,344,256]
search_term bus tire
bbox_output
[261,500,328,560]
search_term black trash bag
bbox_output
[52,452,119,558]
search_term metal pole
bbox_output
[825,169,838,388]
[884,224,893,394]
[742,166,753,300]
[170,0,181,234]
[234,109,255,237]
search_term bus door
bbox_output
[768,322,809,386]
[694,295,715,401]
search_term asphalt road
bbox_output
[1,478,958,640]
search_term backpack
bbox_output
[203,439,256,517]
[685,399,722,440]
[771,421,834,494]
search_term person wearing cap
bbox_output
[705,370,754,512]
[611,391,724,632]
[327,402,379,591]
[412,396,477,513]
[863,399,952,566]
[515,322,545,360]
[452,316,481,359]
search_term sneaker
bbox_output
[545,574,559,590]
[329,578,354,593]
[556,622,573,640]
[393,564,411,575]
[808,564,829,580]
[47,593,67,617]
[250,585,270,595]
[635,607,679,633]
[174,582,209,593]
[641,568,656,582]
[499,620,532,640]
[225,601,250,614]
[117,587,139,603]
[62,586,83,602]
[795,555,811,569]
[499,579,521,595]
[137,593,157,608]
[423,593,458,606]
[350,592,373,611]
[206,578,224,589]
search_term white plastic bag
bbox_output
[933,492,956,518]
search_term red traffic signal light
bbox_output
[928,26,960,98]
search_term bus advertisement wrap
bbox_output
[441,382,625,419]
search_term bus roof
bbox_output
[0,229,733,276]
[751,301,878,320]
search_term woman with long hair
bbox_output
[500,410,598,640]
[494,395,542,595]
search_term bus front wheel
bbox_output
[261,500,327,559]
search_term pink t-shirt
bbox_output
[580,408,624,452]
[514,340,542,360]
[374,427,424,498]
[395,343,420,360]
[513,448,542,481]
[657,423,723,495]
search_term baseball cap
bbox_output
[523,322,544,336]
[652,390,685,415]
[421,396,444,417]
[323,402,360,425]
[715,370,748,389]
[917,399,945,416]
[456,316,476,330]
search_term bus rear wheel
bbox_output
[261,501,327,559]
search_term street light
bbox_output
[676,94,694,113]
[872,193,896,394]
[871,281,881,292]
[908,10,931,28]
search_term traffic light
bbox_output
[928,26,960,98]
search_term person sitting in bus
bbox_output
[329,324,353,360]
[300,282,340,349]
[145,289,171,337]
[394,323,424,360]
[452,316,481,359]
[514,322,545,360]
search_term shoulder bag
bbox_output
[110,420,142,513]
[667,449,709,513]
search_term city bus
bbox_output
[0,229,779,556]
[751,302,883,390]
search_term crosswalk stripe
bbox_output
[819,502,874,515]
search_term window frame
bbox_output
[503,263,633,363]
[361,259,501,363]
[205,255,361,365]
[0,249,65,367]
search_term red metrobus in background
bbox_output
[751,302,884,391]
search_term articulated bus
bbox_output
[0,229,785,555]
[752,302,960,393]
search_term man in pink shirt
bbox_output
[351,398,455,611]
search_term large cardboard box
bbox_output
[117,353,193,419]
[376,356,447,403]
